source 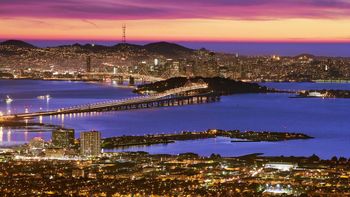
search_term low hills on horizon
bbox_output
[0,40,37,48]
[0,39,320,58]
[0,39,195,57]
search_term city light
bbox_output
[0,0,349,195]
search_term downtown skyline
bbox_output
[2,2,350,196]
[1,0,350,42]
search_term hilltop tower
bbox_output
[122,24,126,43]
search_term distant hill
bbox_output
[295,53,315,59]
[46,41,192,56]
[56,43,110,50]
[0,40,194,57]
[113,43,144,50]
[144,42,193,57]
[135,77,272,95]
[0,40,36,48]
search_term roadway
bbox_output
[1,83,208,120]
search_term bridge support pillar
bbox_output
[117,76,123,85]
[129,76,135,86]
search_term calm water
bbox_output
[1,80,350,159]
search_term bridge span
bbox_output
[81,72,164,83]
[1,82,219,120]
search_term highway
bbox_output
[0,82,209,120]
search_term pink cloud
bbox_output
[1,0,350,20]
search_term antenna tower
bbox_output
[122,24,126,43]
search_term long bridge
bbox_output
[82,72,164,84]
[1,82,220,120]
[82,62,167,84]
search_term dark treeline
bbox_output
[135,77,274,95]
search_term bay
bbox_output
[1,79,350,159]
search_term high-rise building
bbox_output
[28,137,45,156]
[52,129,75,149]
[86,56,91,72]
[80,131,101,156]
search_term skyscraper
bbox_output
[80,131,101,156]
[86,56,91,72]
[52,129,75,149]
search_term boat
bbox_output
[4,95,13,104]
[37,94,51,100]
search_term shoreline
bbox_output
[3,77,350,84]
[101,129,313,149]
[1,79,350,159]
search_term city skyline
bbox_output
[2,1,350,196]
[1,0,350,42]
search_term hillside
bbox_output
[134,77,273,95]
[144,42,193,57]
[0,40,36,48]
[0,40,194,58]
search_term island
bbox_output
[298,89,350,98]
[101,129,313,149]
[0,120,63,132]
[133,77,276,95]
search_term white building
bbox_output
[264,162,297,171]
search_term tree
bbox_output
[331,156,338,162]
[309,154,320,161]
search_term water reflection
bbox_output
[24,131,28,142]
[0,111,108,145]
[0,127,3,143]
[7,128,11,143]
[2,80,350,158]
[6,102,11,115]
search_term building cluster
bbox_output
[1,44,350,82]
[20,129,101,158]
[1,42,350,195]
[1,150,350,196]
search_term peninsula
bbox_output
[101,129,313,149]
[134,77,274,95]
[298,89,350,98]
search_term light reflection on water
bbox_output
[1,80,350,158]
[0,127,3,143]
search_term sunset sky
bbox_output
[1,0,350,42]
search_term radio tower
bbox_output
[122,24,126,43]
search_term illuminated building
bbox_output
[80,131,101,156]
[52,129,75,149]
[45,148,65,157]
[264,162,297,171]
[308,91,326,98]
[29,137,45,150]
[72,169,85,178]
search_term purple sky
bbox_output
[1,0,350,20]
[1,0,350,45]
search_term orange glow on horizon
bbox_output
[1,18,350,43]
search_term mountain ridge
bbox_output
[0,40,37,48]
[0,40,194,57]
